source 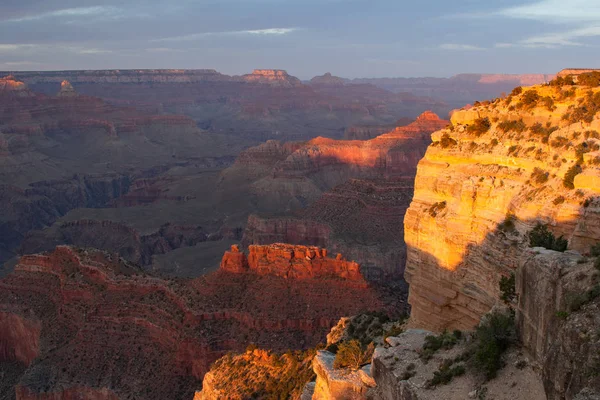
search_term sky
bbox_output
[0,0,598,78]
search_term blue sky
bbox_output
[0,0,598,78]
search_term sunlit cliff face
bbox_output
[404,80,600,331]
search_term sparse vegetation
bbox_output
[510,86,523,96]
[472,310,516,380]
[530,123,559,143]
[527,223,568,252]
[577,71,600,87]
[563,164,583,189]
[429,201,447,217]
[467,117,492,137]
[497,119,527,133]
[499,214,516,232]
[427,360,466,387]
[553,196,566,205]
[550,75,575,86]
[566,285,600,312]
[531,167,549,184]
[440,133,458,148]
[421,330,461,361]
[333,340,374,370]
[499,273,516,303]
[563,91,600,124]
[517,90,540,110]
[591,243,600,257]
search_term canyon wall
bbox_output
[0,245,403,399]
[404,82,600,331]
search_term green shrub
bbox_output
[553,196,566,205]
[467,117,492,137]
[518,90,541,109]
[499,273,516,303]
[428,201,447,217]
[549,75,576,87]
[531,167,549,184]
[564,91,600,124]
[497,119,527,133]
[556,311,569,319]
[511,86,523,96]
[530,123,559,143]
[472,310,516,380]
[567,285,600,312]
[527,223,568,252]
[384,325,405,340]
[421,330,461,360]
[550,136,570,148]
[563,164,583,189]
[490,138,499,147]
[577,71,600,87]
[591,243,600,257]
[499,214,516,232]
[541,96,556,111]
[333,340,374,370]
[440,133,458,148]
[427,360,466,387]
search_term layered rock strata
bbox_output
[220,244,366,284]
[404,82,600,331]
[0,245,401,398]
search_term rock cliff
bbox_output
[0,245,403,398]
[404,80,600,332]
[220,243,366,283]
[243,69,303,87]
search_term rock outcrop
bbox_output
[57,80,77,97]
[243,69,303,87]
[309,73,346,87]
[220,243,366,284]
[312,351,375,400]
[516,249,600,400]
[404,81,600,332]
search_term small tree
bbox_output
[499,273,516,303]
[333,340,374,370]
[528,223,568,252]
[563,164,582,189]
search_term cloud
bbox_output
[496,25,600,48]
[499,0,600,23]
[439,43,484,51]
[2,6,121,23]
[155,27,298,42]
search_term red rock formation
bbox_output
[221,244,366,284]
[0,246,402,399]
[242,69,303,87]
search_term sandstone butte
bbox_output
[220,243,366,284]
[0,245,403,399]
[404,80,600,332]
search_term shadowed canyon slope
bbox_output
[0,75,249,270]
[235,112,448,278]
[0,245,403,399]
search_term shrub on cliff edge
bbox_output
[467,117,492,137]
[563,164,583,189]
[333,340,374,370]
[499,273,516,303]
[528,223,568,252]
[472,310,516,380]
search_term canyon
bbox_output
[4,69,447,143]
[198,72,600,400]
[0,245,403,399]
